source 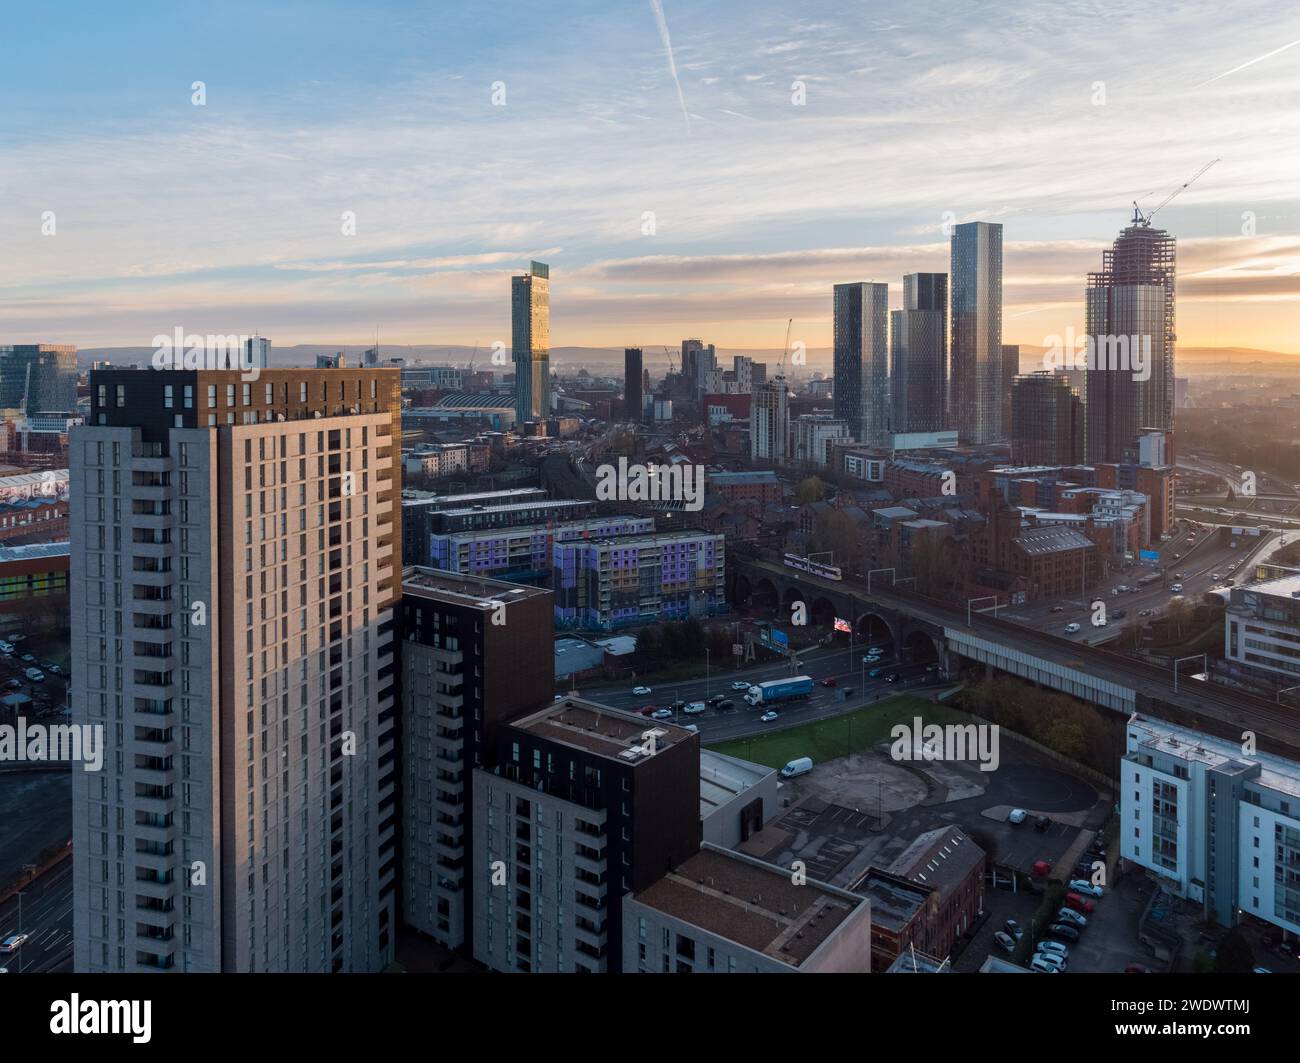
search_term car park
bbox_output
[1047,923,1080,943]
[993,931,1016,953]
[759,711,779,723]
[1068,879,1104,897]
[1007,808,1027,824]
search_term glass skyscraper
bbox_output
[0,343,78,414]
[832,282,889,446]
[949,222,1003,445]
[890,273,947,435]
[512,261,551,422]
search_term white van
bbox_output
[24,668,44,682]
[1064,623,1081,634]
[683,702,706,715]
[780,757,813,779]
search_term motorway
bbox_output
[0,854,73,973]
[566,642,945,742]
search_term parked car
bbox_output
[632,685,652,696]
[20,653,34,663]
[25,668,44,682]
[1047,923,1080,943]
[1112,609,1127,620]
[1063,892,1096,915]
[759,711,779,723]
[1036,940,1068,958]
[993,931,1016,954]
[1007,808,1027,824]
[1056,907,1088,927]
[1034,815,1051,831]
[1004,919,1024,942]
[1030,956,1062,974]
[0,640,12,654]
[1033,951,1066,972]
[1068,879,1104,898]
[2,679,20,690]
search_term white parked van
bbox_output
[780,757,813,779]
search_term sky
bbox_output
[2,0,1299,355]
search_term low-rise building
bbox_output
[1225,575,1300,685]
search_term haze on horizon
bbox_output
[2,0,1298,353]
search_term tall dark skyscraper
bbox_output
[833,282,889,446]
[624,347,643,422]
[949,222,1003,444]
[890,273,948,435]
[512,261,551,422]
[1085,219,1175,464]
[0,343,78,413]
[1000,344,1020,438]
[1011,371,1083,466]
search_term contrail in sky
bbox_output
[649,0,691,135]
[1195,37,1300,87]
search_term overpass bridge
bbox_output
[729,553,1300,760]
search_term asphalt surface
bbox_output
[0,854,73,973]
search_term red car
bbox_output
[1032,860,1052,878]
[1064,892,1096,915]
[820,678,837,688]
[638,705,656,716]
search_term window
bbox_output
[163,384,174,408]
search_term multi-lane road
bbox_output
[0,854,73,973]
[567,643,944,742]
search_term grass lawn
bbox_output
[704,694,973,770]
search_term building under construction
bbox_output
[1084,217,1176,464]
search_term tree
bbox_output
[795,476,825,505]
[1213,927,1254,974]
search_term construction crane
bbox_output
[777,317,793,378]
[661,345,677,374]
[1132,158,1220,227]
[466,341,480,375]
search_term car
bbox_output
[1112,609,1127,620]
[25,669,44,683]
[1007,808,1027,824]
[638,705,656,716]
[1047,923,1080,943]
[1056,907,1088,928]
[1036,940,1068,958]
[1030,956,1062,974]
[925,664,940,673]
[759,711,779,723]
[20,653,34,663]
[0,934,28,953]
[1068,879,1104,897]
[1139,608,1153,617]
[1033,951,1066,972]
[718,700,735,711]
[651,709,673,720]
[1124,963,1151,974]
[868,668,884,678]
[1254,967,1272,974]
[820,678,837,687]
[1004,919,1024,942]
[1064,892,1096,915]
[1170,583,1183,592]
[632,685,652,696]
[1034,815,1051,831]
[707,695,725,706]
[684,724,699,733]
[0,641,11,654]
[2,679,19,690]
[683,702,706,715]
[884,673,899,683]
[1173,572,1184,579]
[731,681,751,691]
[46,664,62,675]
[1064,623,1081,634]
[1050,605,1065,613]
[1212,573,1221,581]
[9,634,24,642]
[993,931,1016,953]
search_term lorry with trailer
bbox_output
[744,675,814,707]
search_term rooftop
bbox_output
[631,845,864,968]
[850,868,931,932]
[1127,715,1300,800]
[401,565,551,608]
[1013,524,1094,555]
[0,541,70,563]
[511,696,695,761]
[699,750,775,819]
[1240,574,1300,601]
[887,826,985,899]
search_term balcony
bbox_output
[574,919,607,949]
[574,847,607,876]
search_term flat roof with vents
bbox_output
[631,845,865,968]
[511,697,695,761]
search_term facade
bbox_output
[70,367,402,973]
[750,378,789,464]
[623,844,873,973]
[429,515,655,586]
[707,470,783,505]
[699,749,777,849]
[1011,372,1083,466]
[553,530,725,630]
[949,222,1003,444]
[1085,220,1176,464]
[1122,715,1300,933]
[885,826,986,955]
[0,540,69,614]
[833,282,890,446]
[1225,575,1300,685]
[1000,344,1020,436]
[473,698,702,973]
[0,343,78,414]
[624,348,643,423]
[512,261,551,421]
[793,413,850,468]
[400,568,553,951]
[890,273,948,435]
